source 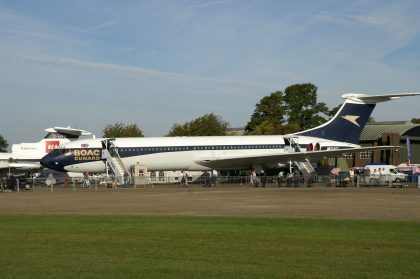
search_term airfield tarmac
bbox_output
[2,185,420,220]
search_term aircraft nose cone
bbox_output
[41,153,64,171]
[40,154,52,168]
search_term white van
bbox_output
[364,165,407,185]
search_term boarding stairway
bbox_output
[101,148,130,184]
[283,137,316,176]
[294,159,316,176]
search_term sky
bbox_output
[1,0,420,147]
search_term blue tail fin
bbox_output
[297,93,420,144]
[296,101,375,144]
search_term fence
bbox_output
[1,173,420,192]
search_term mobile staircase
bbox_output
[294,159,316,176]
[101,141,130,184]
[284,136,316,181]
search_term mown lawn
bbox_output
[0,215,419,278]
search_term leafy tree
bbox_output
[367,117,376,123]
[283,83,329,131]
[277,122,301,135]
[411,118,420,124]
[167,113,228,136]
[103,122,144,138]
[0,134,8,152]
[245,91,286,135]
[328,104,342,118]
[245,84,330,135]
[248,120,278,135]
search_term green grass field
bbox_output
[1,215,420,278]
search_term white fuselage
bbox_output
[48,135,358,173]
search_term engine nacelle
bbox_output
[306,142,321,152]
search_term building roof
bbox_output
[360,121,420,141]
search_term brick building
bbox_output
[345,121,420,167]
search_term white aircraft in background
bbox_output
[0,127,91,173]
[41,93,420,182]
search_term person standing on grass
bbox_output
[212,169,218,186]
[64,172,69,188]
[260,170,266,187]
[180,171,188,187]
[251,170,257,187]
[83,172,91,188]
[45,172,56,190]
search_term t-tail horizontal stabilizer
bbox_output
[342,93,420,104]
[45,127,92,137]
[297,93,420,144]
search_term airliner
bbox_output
[41,93,420,176]
[0,127,91,173]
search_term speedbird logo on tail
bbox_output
[341,115,360,127]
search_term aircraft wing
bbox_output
[194,145,400,170]
[8,162,41,170]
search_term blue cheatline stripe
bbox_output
[113,144,288,157]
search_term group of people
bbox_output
[204,170,218,187]
[1,175,20,191]
[251,169,316,187]
[250,170,268,187]
[179,170,219,187]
